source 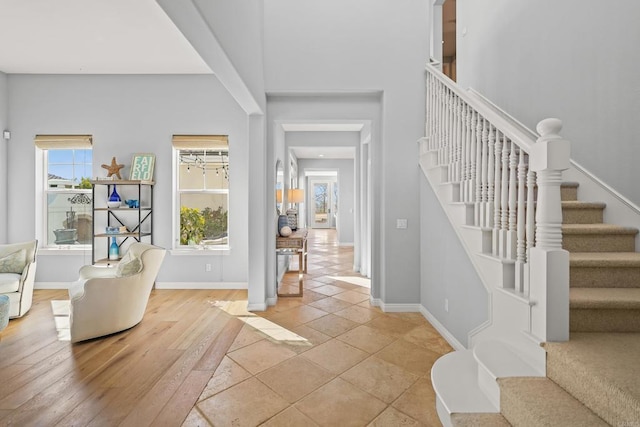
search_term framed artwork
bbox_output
[130,153,155,181]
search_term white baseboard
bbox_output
[339,242,354,247]
[380,302,423,313]
[36,281,248,290]
[266,297,278,306]
[35,282,69,290]
[419,305,466,351]
[154,282,248,290]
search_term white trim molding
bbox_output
[154,281,247,290]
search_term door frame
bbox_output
[308,177,337,229]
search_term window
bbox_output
[173,135,229,248]
[35,135,93,248]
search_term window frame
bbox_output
[35,135,93,251]
[172,135,230,251]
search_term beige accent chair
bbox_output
[68,242,166,343]
[0,240,38,318]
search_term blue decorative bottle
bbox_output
[109,185,121,202]
[109,237,119,260]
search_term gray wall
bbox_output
[7,74,249,284]
[264,0,430,304]
[458,0,640,205]
[0,72,7,242]
[298,158,356,246]
[420,174,487,347]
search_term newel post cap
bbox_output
[531,118,570,172]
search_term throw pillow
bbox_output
[115,254,143,277]
[0,249,27,274]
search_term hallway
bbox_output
[186,229,452,426]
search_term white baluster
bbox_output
[480,119,489,228]
[450,91,456,182]
[469,110,477,206]
[506,142,518,260]
[500,139,510,258]
[474,114,483,226]
[456,97,463,184]
[463,104,471,202]
[486,124,496,229]
[492,131,503,256]
[529,118,570,342]
[452,95,460,183]
[525,163,536,296]
[515,149,527,292]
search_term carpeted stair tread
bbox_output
[570,287,640,309]
[570,252,640,288]
[571,251,640,267]
[544,333,640,425]
[562,201,606,209]
[562,224,639,235]
[451,412,511,427]
[498,377,607,426]
[560,182,580,202]
[563,224,638,252]
[562,201,605,224]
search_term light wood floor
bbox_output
[0,288,248,426]
[0,230,451,426]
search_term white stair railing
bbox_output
[423,62,570,342]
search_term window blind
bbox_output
[172,135,228,150]
[34,135,93,149]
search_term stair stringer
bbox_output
[419,143,542,359]
[420,140,546,424]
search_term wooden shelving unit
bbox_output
[90,180,154,265]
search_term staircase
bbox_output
[444,182,640,426]
[422,62,640,426]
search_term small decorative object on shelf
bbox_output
[280,226,292,237]
[278,214,289,236]
[286,208,298,231]
[108,237,119,260]
[109,185,121,202]
[101,157,125,179]
[130,153,155,181]
[124,199,139,208]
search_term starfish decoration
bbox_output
[101,157,125,179]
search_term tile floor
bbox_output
[183,230,452,426]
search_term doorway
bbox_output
[309,177,338,229]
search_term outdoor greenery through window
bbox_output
[174,135,229,248]
[36,135,93,247]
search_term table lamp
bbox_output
[286,188,305,230]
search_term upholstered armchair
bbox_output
[0,240,38,318]
[68,242,166,343]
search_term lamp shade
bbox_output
[276,189,283,203]
[288,189,305,203]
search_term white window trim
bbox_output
[35,146,93,251]
[172,147,230,251]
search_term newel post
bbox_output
[529,118,570,342]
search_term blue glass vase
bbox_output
[109,185,121,202]
[109,237,119,260]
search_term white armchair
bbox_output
[69,242,166,343]
[0,240,38,318]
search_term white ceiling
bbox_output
[0,0,211,74]
[290,146,355,160]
